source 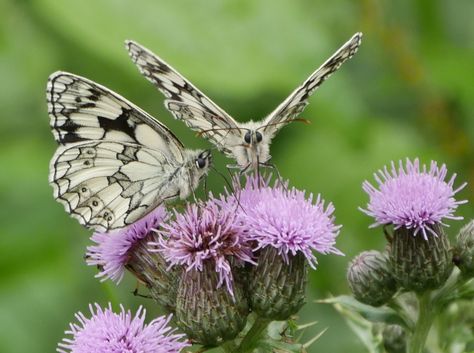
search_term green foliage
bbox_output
[0,0,473,352]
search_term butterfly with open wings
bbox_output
[47,72,212,232]
[126,32,362,172]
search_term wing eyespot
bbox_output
[88,197,103,210]
[78,185,91,199]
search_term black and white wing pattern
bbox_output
[262,32,362,138]
[126,40,240,156]
[47,72,193,231]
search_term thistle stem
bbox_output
[237,316,271,353]
[221,340,239,353]
[408,291,434,353]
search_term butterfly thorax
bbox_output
[231,121,271,170]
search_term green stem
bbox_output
[408,291,435,353]
[221,340,239,353]
[237,316,271,353]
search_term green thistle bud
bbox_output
[249,247,308,320]
[347,250,397,306]
[453,220,474,277]
[126,234,181,312]
[390,224,453,292]
[382,325,406,353]
[175,263,249,346]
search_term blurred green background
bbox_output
[0,0,473,352]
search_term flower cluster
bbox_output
[151,175,342,297]
[345,158,470,353]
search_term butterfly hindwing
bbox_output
[47,72,194,231]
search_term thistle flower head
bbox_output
[57,303,189,353]
[231,175,342,268]
[361,158,467,239]
[153,198,255,296]
[86,206,168,283]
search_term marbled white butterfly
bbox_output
[126,32,362,172]
[47,72,211,231]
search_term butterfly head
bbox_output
[235,123,271,170]
[243,130,263,145]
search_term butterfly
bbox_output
[126,32,362,172]
[47,72,212,231]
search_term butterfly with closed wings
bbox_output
[47,72,212,232]
[126,32,362,172]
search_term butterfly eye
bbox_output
[255,131,263,143]
[244,131,252,144]
[195,158,206,169]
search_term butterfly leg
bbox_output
[202,175,208,197]
[132,285,152,299]
[260,161,287,190]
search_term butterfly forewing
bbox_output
[47,72,199,231]
[262,32,362,138]
[126,41,241,155]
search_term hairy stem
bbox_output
[237,316,271,353]
[408,291,434,353]
[221,340,239,353]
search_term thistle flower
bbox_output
[153,198,252,345]
[232,175,343,267]
[154,198,255,296]
[361,158,467,239]
[361,159,465,291]
[86,206,168,283]
[228,175,342,320]
[57,303,189,353]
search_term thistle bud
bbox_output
[347,250,397,306]
[86,207,178,309]
[126,234,181,312]
[382,325,406,353]
[249,247,308,320]
[453,220,474,277]
[390,225,453,292]
[175,263,248,346]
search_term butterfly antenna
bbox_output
[196,126,243,138]
[261,161,287,192]
[257,117,311,131]
[225,166,247,215]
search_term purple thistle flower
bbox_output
[57,303,189,353]
[361,158,467,239]
[152,198,255,296]
[231,175,342,268]
[86,206,168,283]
